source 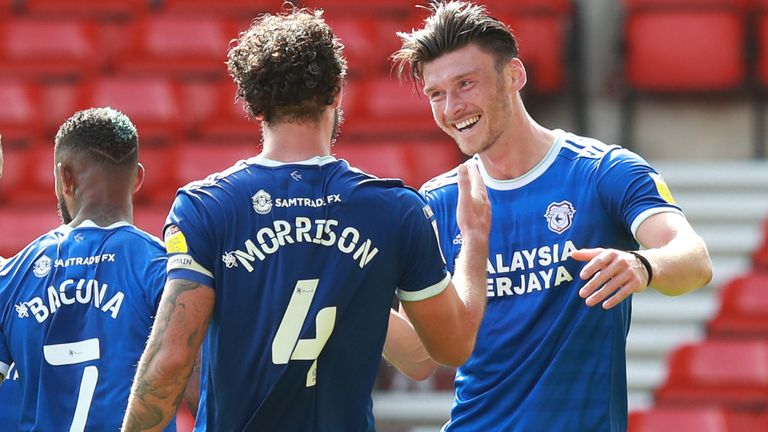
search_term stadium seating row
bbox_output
[627,216,768,431]
[0,76,448,144]
[621,0,768,156]
[0,2,573,90]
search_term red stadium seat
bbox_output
[20,0,149,19]
[334,141,410,182]
[754,219,768,270]
[160,0,278,17]
[655,339,768,410]
[84,76,183,145]
[135,145,177,205]
[0,206,61,258]
[175,400,196,432]
[0,18,99,80]
[0,79,41,145]
[501,13,568,95]
[117,15,232,79]
[334,138,461,188]
[323,16,379,77]
[620,0,748,148]
[343,76,437,140]
[484,0,572,14]
[39,82,85,138]
[304,0,419,15]
[0,143,34,203]
[133,204,170,239]
[174,140,258,186]
[628,406,766,432]
[625,11,745,91]
[195,81,261,140]
[708,273,768,338]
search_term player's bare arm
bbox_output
[122,279,215,432]
[572,212,712,309]
[183,350,202,417]
[402,163,490,366]
[383,309,437,381]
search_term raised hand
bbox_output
[455,162,491,241]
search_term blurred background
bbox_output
[1,0,768,431]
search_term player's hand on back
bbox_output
[455,162,491,243]
[571,248,650,310]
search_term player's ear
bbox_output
[506,58,527,92]
[133,162,145,194]
[58,162,76,196]
[332,83,343,108]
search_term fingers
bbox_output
[576,249,646,309]
[455,162,490,238]
[570,248,603,263]
[467,163,486,203]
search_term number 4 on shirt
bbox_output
[272,279,337,387]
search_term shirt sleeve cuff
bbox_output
[397,272,451,302]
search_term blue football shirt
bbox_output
[421,131,682,432]
[0,362,21,429]
[165,155,449,432]
[0,221,174,432]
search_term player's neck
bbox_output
[261,117,333,162]
[478,117,555,180]
[66,190,133,228]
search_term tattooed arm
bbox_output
[183,349,202,417]
[121,279,215,432]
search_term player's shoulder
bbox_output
[558,130,621,161]
[557,130,648,170]
[178,156,256,194]
[116,224,165,254]
[420,166,460,194]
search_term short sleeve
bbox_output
[164,191,217,288]
[596,148,683,239]
[396,191,450,302]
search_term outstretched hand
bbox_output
[570,248,650,309]
[455,162,491,241]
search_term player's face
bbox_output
[422,44,513,156]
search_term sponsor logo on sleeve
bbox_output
[544,201,576,234]
[649,173,676,204]
[165,225,188,254]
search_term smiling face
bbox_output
[422,44,515,156]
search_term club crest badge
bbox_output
[252,190,273,215]
[33,255,51,278]
[544,201,576,234]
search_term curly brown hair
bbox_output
[392,1,518,85]
[227,7,347,124]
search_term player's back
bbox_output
[169,156,447,431]
[0,221,173,432]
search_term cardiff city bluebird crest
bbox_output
[251,190,273,215]
[544,201,576,234]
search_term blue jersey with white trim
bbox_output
[166,155,449,432]
[421,131,681,432]
[0,221,173,432]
